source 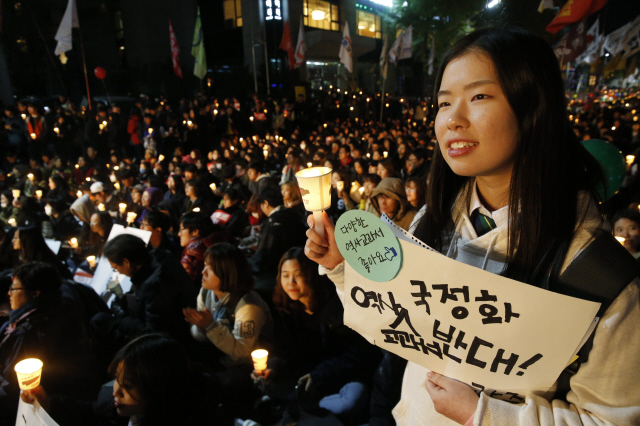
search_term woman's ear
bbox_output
[192,229,200,237]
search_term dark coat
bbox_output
[248,206,307,289]
[110,249,198,343]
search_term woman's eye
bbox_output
[472,94,489,101]
[438,101,449,108]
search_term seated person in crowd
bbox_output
[212,187,249,240]
[249,186,306,292]
[0,263,100,423]
[179,211,229,285]
[21,334,222,426]
[281,180,307,226]
[266,248,381,421]
[613,208,640,260]
[13,225,71,279]
[140,208,181,257]
[45,198,80,243]
[183,179,217,216]
[94,235,198,357]
[370,177,416,231]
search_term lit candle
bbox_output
[323,123,327,128]
[626,155,635,166]
[263,150,268,159]
[99,123,104,130]
[76,190,82,198]
[126,212,137,224]
[54,127,60,134]
[250,116,254,122]
[213,109,218,115]
[87,256,96,268]
[98,203,105,211]
[251,349,269,373]
[148,128,153,134]
[75,164,79,169]
[615,236,625,245]
[336,181,345,192]
[114,182,120,190]
[27,173,34,180]
[14,358,43,390]
[307,162,312,168]
[69,238,78,248]
[366,153,370,158]
[114,166,119,171]
[359,186,365,195]
[209,183,217,192]
[193,207,201,212]
[35,190,42,200]
[8,218,16,227]
[158,154,165,162]
[102,121,107,126]
[30,133,36,139]
[383,151,388,158]
[86,177,91,182]
[295,167,332,238]
[21,113,26,120]
[12,189,20,199]
[119,203,127,214]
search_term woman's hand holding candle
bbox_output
[20,385,51,411]
[304,212,344,270]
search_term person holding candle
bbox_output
[0,262,100,423]
[183,179,217,216]
[613,209,640,261]
[45,199,81,243]
[265,247,380,421]
[304,28,640,426]
[13,226,72,279]
[0,190,21,227]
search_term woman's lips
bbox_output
[447,140,479,157]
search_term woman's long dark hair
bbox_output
[414,27,604,289]
[17,225,59,265]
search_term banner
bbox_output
[280,21,295,70]
[336,212,600,397]
[54,0,79,56]
[553,19,588,66]
[191,7,207,80]
[621,15,640,59]
[15,399,59,426]
[293,21,306,69]
[339,21,353,73]
[546,0,607,34]
[398,26,413,60]
[601,21,631,57]
[379,33,388,79]
[169,20,183,78]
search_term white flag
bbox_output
[54,0,79,56]
[339,21,353,73]
[398,25,412,60]
[601,22,631,57]
[294,21,306,69]
[428,36,435,76]
[380,34,389,79]
[388,33,401,65]
[621,15,640,59]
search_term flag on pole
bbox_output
[280,21,295,70]
[339,21,353,73]
[388,31,401,64]
[293,21,306,69]
[169,20,183,78]
[428,36,435,76]
[621,15,640,59]
[538,0,555,13]
[398,25,413,60]
[191,7,207,80]
[54,0,79,56]
[379,34,389,79]
[545,0,607,34]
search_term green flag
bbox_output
[192,7,207,80]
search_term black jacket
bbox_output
[249,206,306,289]
[110,249,198,343]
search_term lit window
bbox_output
[304,0,339,31]
[356,11,381,39]
[223,0,243,28]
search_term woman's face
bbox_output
[364,181,376,197]
[398,144,407,157]
[323,160,333,169]
[12,230,20,251]
[377,164,390,179]
[201,261,221,291]
[8,277,32,311]
[614,218,640,253]
[280,259,310,303]
[405,181,418,207]
[78,157,86,167]
[354,162,364,176]
[372,151,382,161]
[331,172,341,189]
[222,194,237,209]
[435,51,519,184]
[48,178,56,190]
[113,364,147,418]
[281,185,292,203]
[376,194,400,216]
[141,191,150,208]
[185,184,196,199]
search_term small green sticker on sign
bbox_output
[335,210,402,282]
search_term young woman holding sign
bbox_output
[305,27,640,425]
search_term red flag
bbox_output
[280,21,295,70]
[546,0,607,34]
[169,20,183,78]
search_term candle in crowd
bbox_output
[14,358,43,390]
[127,212,137,224]
[12,189,20,199]
[70,238,78,248]
[87,256,97,268]
[251,349,268,373]
[119,203,127,214]
[35,190,42,200]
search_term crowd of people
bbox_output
[0,26,638,426]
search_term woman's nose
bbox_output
[446,104,470,130]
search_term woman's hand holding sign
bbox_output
[426,372,478,425]
[305,212,344,270]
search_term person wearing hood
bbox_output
[370,177,417,231]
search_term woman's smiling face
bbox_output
[435,50,519,185]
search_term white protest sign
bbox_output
[15,399,59,426]
[90,224,151,296]
[341,218,600,393]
